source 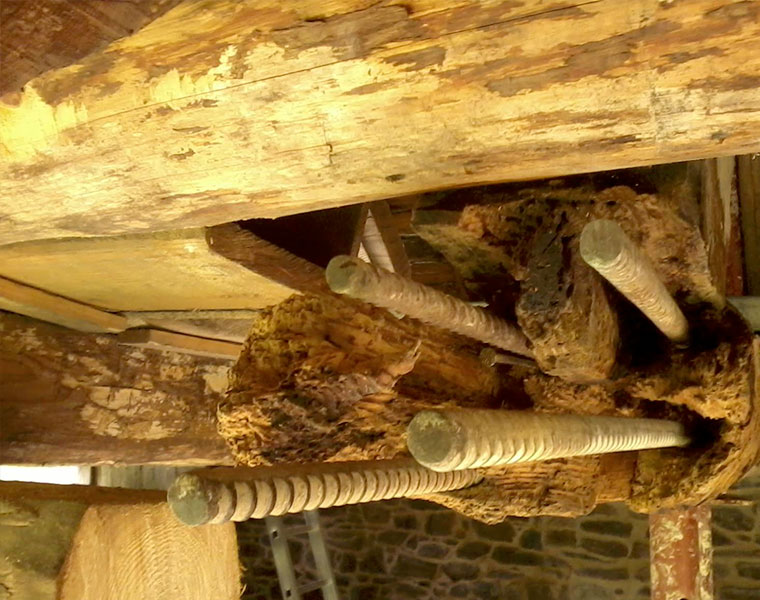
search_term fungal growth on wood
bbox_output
[220,167,758,523]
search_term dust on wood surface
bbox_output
[1,0,760,244]
[0,311,233,465]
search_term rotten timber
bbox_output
[0,311,232,465]
[2,0,760,244]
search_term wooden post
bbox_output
[649,506,713,600]
[0,481,240,600]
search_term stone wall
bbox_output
[238,469,760,600]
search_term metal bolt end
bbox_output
[579,219,626,269]
[407,410,467,473]
[167,473,231,526]
[326,255,368,296]
[479,348,499,367]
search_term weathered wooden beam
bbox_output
[2,0,759,244]
[0,228,296,312]
[0,311,233,465]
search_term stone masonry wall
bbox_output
[238,469,760,600]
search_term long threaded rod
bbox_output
[407,409,690,472]
[167,459,482,526]
[326,255,533,358]
[579,220,689,343]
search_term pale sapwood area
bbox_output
[0,482,240,600]
[0,0,759,244]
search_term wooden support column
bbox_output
[0,311,233,465]
[0,481,240,600]
[650,506,713,600]
[1,0,760,244]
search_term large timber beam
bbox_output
[1,0,759,244]
[0,311,233,465]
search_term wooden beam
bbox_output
[2,0,760,244]
[118,328,242,360]
[0,311,233,465]
[738,154,760,294]
[365,201,412,277]
[0,228,296,312]
[0,275,128,333]
[206,223,328,295]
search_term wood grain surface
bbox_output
[2,0,759,244]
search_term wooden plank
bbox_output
[0,311,233,465]
[2,0,760,244]
[0,482,240,600]
[118,328,242,360]
[0,228,296,311]
[650,506,713,600]
[206,223,329,295]
[0,275,128,333]
[366,201,412,277]
[701,157,742,298]
[125,309,257,342]
[738,154,760,294]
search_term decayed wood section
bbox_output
[220,293,501,465]
[416,179,722,381]
[2,0,760,244]
[221,171,760,521]
[0,481,240,600]
[0,311,232,465]
[219,293,636,521]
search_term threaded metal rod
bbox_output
[167,459,482,526]
[326,255,533,357]
[407,409,690,472]
[579,220,689,343]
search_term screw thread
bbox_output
[168,459,482,526]
[407,409,690,472]
[579,220,689,343]
[326,255,533,357]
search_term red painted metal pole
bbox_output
[649,505,713,600]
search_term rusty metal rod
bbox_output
[407,409,690,472]
[326,255,533,357]
[479,347,537,370]
[167,459,482,526]
[579,220,689,343]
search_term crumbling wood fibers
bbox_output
[220,179,758,521]
[219,294,503,466]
